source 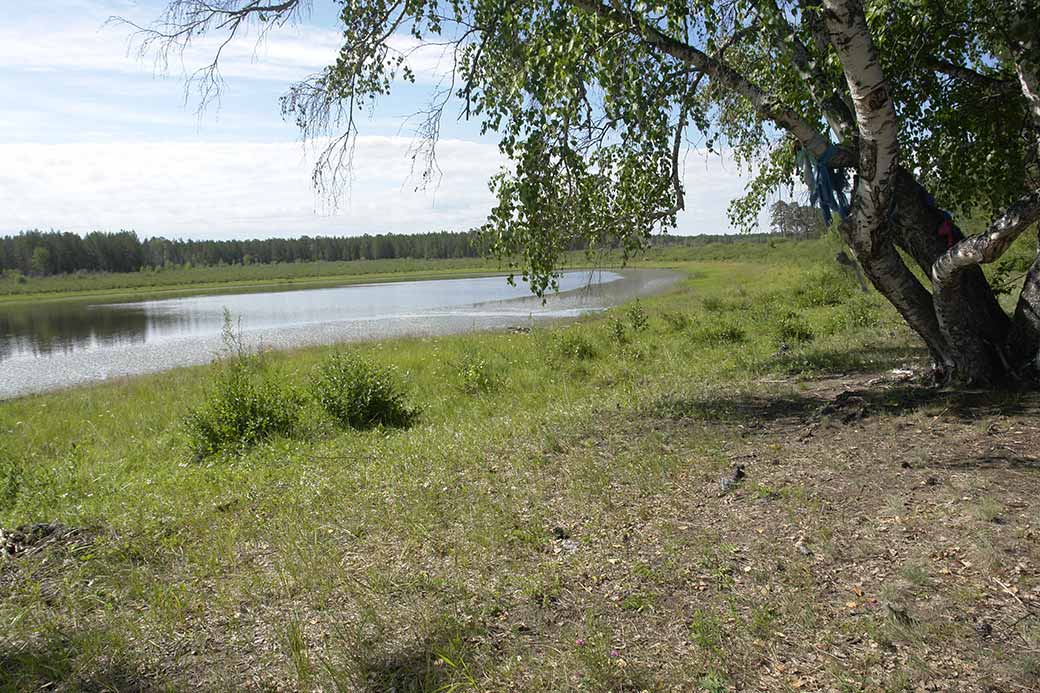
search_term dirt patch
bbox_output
[500,369,1040,690]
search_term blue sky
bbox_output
[1,0,757,240]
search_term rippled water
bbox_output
[0,269,678,399]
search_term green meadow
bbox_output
[2,238,1038,690]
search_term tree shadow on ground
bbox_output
[648,382,1036,429]
[770,344,927,378]
[651,390,823,426]
[353,627,657,693]
[928,452,1040,471]
[0,636,158,692]
[349,617,479,693]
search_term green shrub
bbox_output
[311,352,418,430]
[772,311,814,346]
[0,454,22,510]
[660,311,691,332]
[793,269,855,307]
[692,322,747,345]
[621,342,653,361]
[551,331,598,360]
[608,317,628,345]
[626,301,649,331]
[453,352,498,394]
[842,294,881,329]
[185,356,303,459]
[701,296,727,312]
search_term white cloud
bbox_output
[0,21,335,82]
[1,2,757,239]
[0,138,755,238]
[0,8,450,86]
[0,137,504,237]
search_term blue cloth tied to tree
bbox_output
[800,144,851,226]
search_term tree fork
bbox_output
[888,167,1012,344]
[931,190,1040,381]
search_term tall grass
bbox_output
[184,313,303,459]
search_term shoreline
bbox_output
[0,268,680,401]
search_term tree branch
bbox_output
[567,0,853,166]
[927,57,1018,94]
[933,190,1040,286]
[111,0,308,111]
[759,0,855,139]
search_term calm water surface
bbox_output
[0,269,678,398]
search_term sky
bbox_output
[0,0,759,241]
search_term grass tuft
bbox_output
[310,351,419,430]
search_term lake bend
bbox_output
[0,268,679,399]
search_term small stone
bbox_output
[719,465,746,494]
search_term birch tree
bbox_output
[125,0,1040,384]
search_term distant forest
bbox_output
[0,228,785,278]
[0,229,490,277]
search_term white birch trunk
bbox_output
[822,0,899,251]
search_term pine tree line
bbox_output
[0,229,489,277]
[0,228,788,279]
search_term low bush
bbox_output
[701,296,727,312]
[311,352,418,430]
[0,454,21,510]
[453,352,499,395]
[626,301,649,331]
[701,293,752,314]
[608,317,628,345]
[771,311,815,346]
[659,311,691,332]
[793,269,856,307]
[690,321,747,345]
[551,331,598,360]
[841,294,882,329]
[185,355,302,460]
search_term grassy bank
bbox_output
[0,237,826,305]
[0,258,504,304]
[2,239,1038,691]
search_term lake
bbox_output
[0,269,678,398]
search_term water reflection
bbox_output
[0,272,617,361]
[0,301,155,359]
[0,269,678,398]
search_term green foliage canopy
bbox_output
[133,1,1039,296]
[270,0,1037,289]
